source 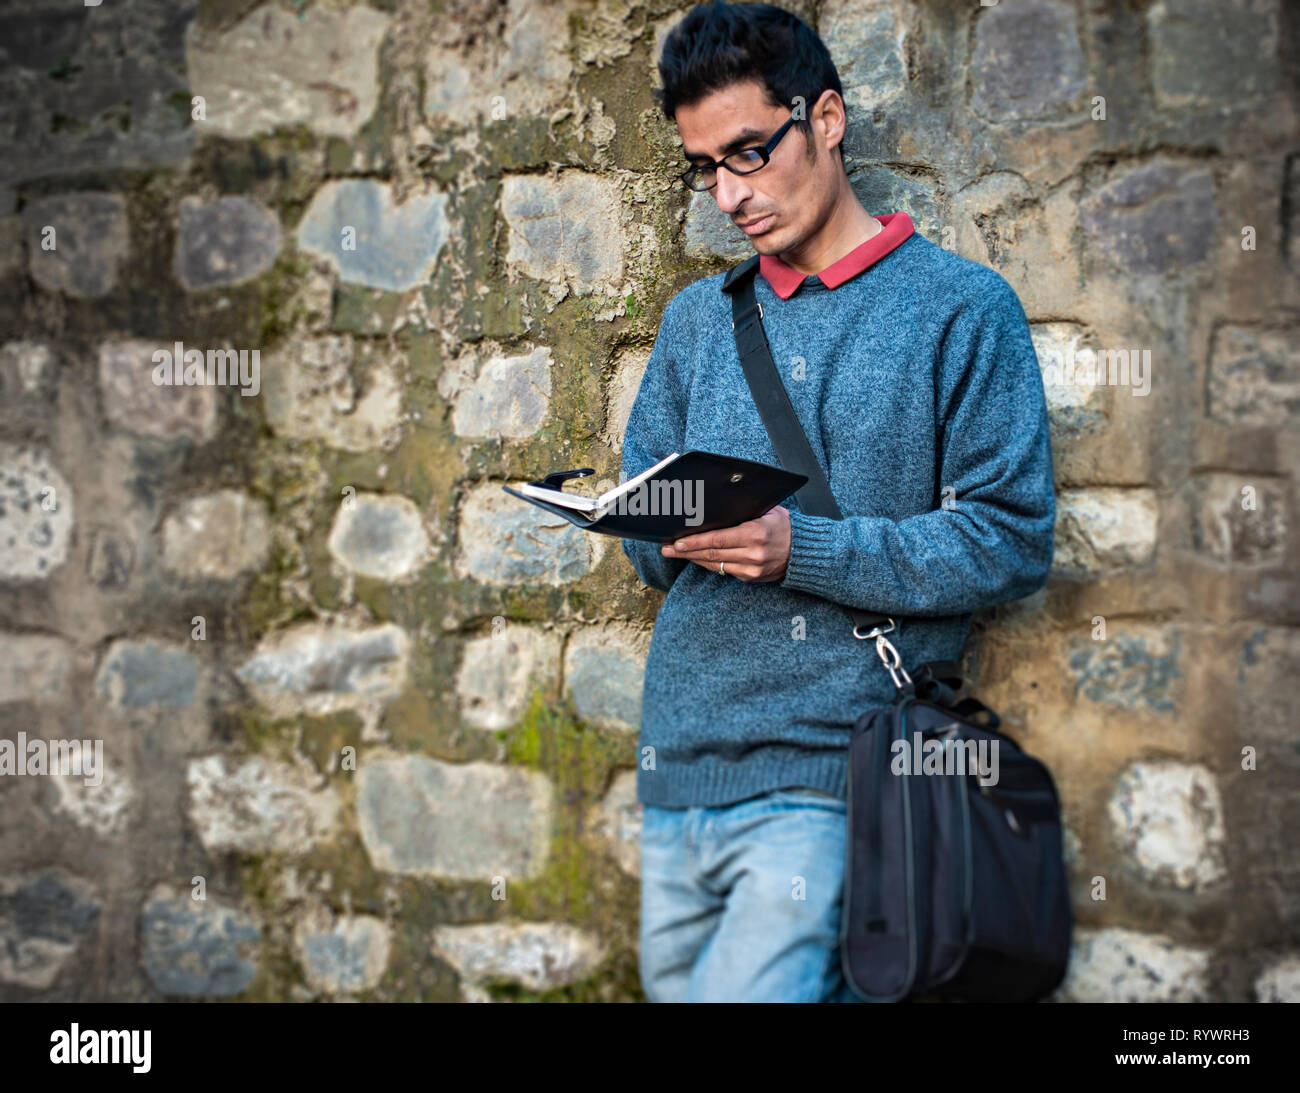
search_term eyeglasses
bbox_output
[678,112,799,192]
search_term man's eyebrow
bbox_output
[683,127,768,161]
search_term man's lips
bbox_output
[737,214,774,235]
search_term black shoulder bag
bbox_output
[722,254,1072,1003]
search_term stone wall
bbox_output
[0,0,1296,1002]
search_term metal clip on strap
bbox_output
[853,619,913,689]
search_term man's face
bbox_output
[674,79,840,254]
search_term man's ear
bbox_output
[812,88,846,158]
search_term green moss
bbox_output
[298,710,364,777]
[380,422,459,509]
[334,283,402,334]
[325,137,353,174]
[196,0,266,32]
[47,56,80,80]
[299,834,392,907]
[500,689,637,922]
[228,707,299,756]
[375,919,462,1002]
[376,652,468,756]
[242,532,316,637]
[352,575,393,620]
[231,942,302,1003]
[304,536,343,612]
[257,250,319,348]
[478,114,560,173]
[503,688,551,766]
[167,89,197,128]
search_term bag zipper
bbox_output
[853,697,920,1001]
[929,724,973,987]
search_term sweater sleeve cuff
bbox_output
[778,509,842,598]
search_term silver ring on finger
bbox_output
[719,561,726,577]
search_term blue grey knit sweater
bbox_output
[621,223,1055,809]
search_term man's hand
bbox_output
[660,505,792,582]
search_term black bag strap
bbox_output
[911,660,962,689]
[910,660,963,705]
[724,257,846,523]
[723,256,899,648]
[951,697,1001,731]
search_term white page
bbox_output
[515,452,680,513]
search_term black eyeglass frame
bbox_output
[677,111,800,192]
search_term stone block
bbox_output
[1108,760,1227,890]
[139,885,260,997]
[49,759,136,838]
[439,344,553,440]
[1149,0,1280,110]
[235,623,409,719]
[1190,473,1286,565]
[424,0,572,125]
[431,920,605,996]
[500,171,626,295]
[0,868,100,991]
[970,0,1087,122]
[95,640,198,711]
[1067,627,1181,714]
[0,445,74,580]
[1054,927,1210,1002]
[174,195,281,290]
[184,3,390,139]
[261,335,404,452]
[294,911,391,994]
[160,490,271,580]
[455,623,562,731]
[356,753,552,880]
[590,768,640,878]
[1206,325,1300,428]
[98,339,220,443]
[1254,954,1300,1002]
[296,180,449,292]
[22,192,128,298]
[327,492,431,581]
[1080,160,1217,276]
[1053,488,1159,579]
[563,624,649,733]
[458,483,599,585]
[0,633,72,705]
[186,755,341,855]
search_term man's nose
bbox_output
[712,165,752,216]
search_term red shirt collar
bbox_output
[758,211,914,300]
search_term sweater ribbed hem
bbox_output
[779,510,843,599]
[636,746,848,809]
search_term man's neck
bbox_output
[774,187,881,277]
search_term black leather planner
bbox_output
[501,449,808,543]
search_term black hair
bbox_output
[653,1,847,168]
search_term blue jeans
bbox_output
[638,788,864,1003]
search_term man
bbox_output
[621,1,1055,1002]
